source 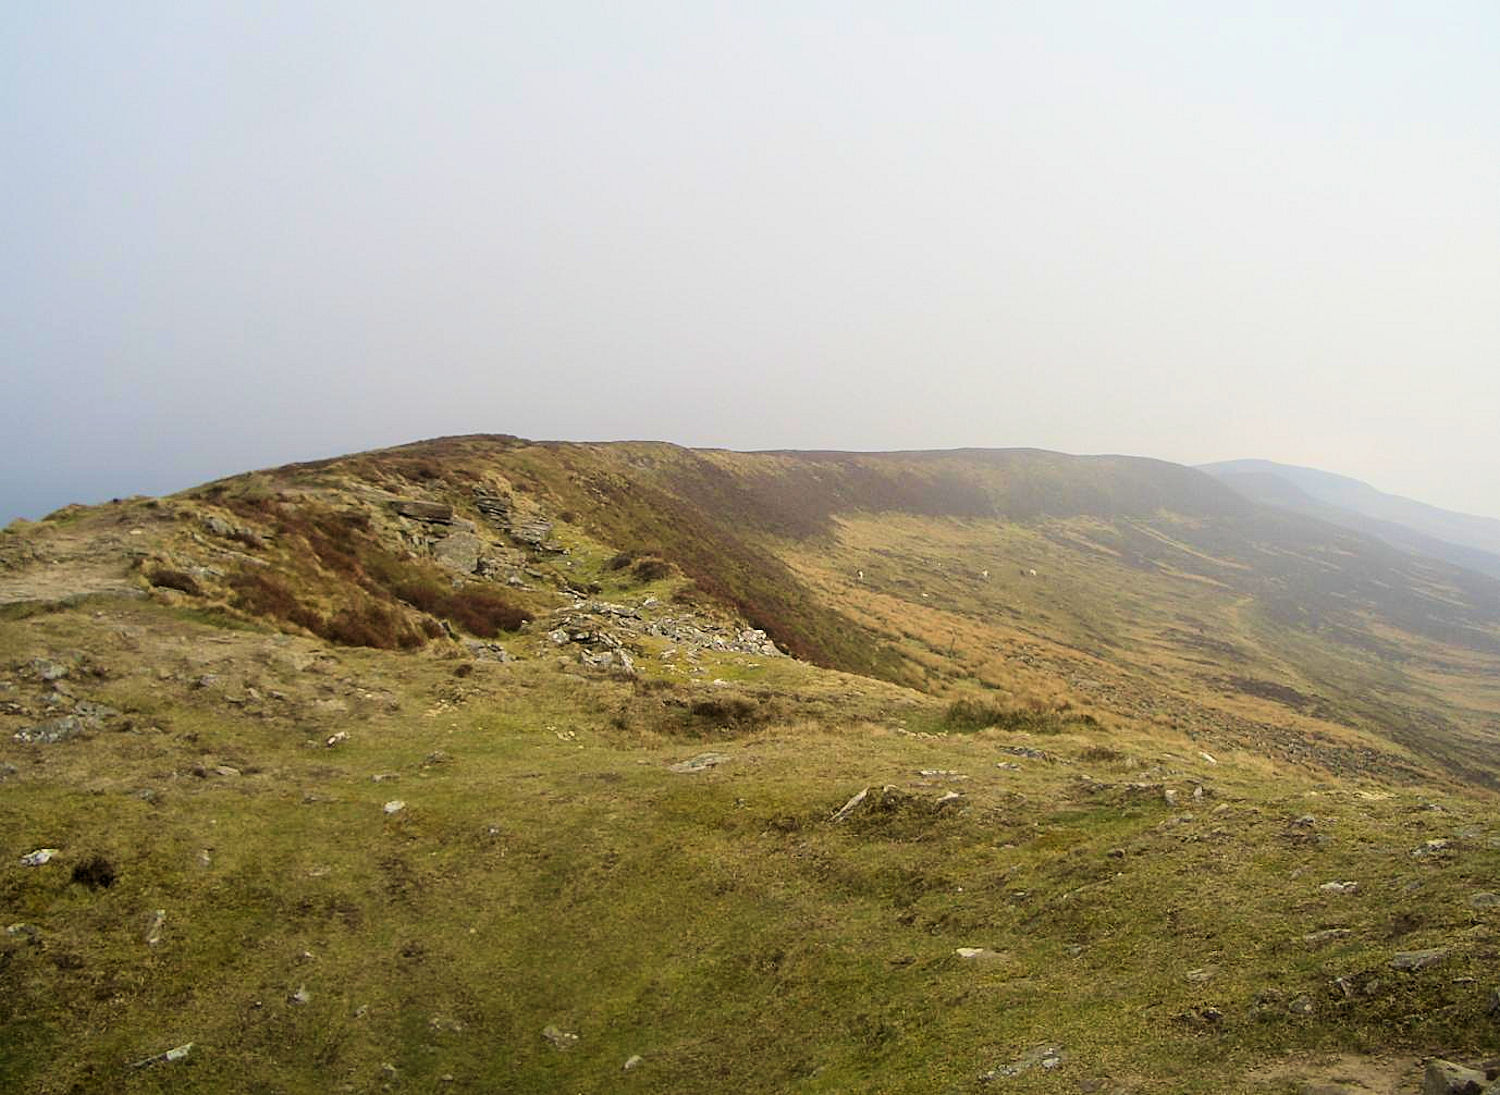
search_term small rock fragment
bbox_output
[955,947,1001,961]
[325,732,348,748]
[1468,892,1500,909]
[541,1025,578,1050]
[1302,928,1352,946]
[831,788,869,822]
[20,848,58,866]
[290,985,311,1005]
[383,800,406,815]
[129,1042,193,1069]
[1185,966,1218,983]
[145,909,166,946]
[624,1054,643,1071]
[1320,881,1358,894]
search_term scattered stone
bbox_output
[541,1025,578,1051]
[1469,892,1500,909]
[429,1016,466,1033]
[145,909,165,946]
[423,750,451,766]
[1288,995,1315,1016]
[1422,1059,1487,1095]
[1320,881,1358,894]
[1185,966,1218,983]
[383,800,406,815]
[979,1044,1065,1082]
[20,848,58,866]
[624,1055,643,1071]
[325,731,348,748]
[1292,815,1317,828]
[13,715,84,744]
[128,1042,193,1069]
[831,788,869,822]
[670,752,728,773]
[1163,788,1180,807]
[1413,839,1452,858]
[290,985,311,1006]
[371,773,399,783]
[464,640,511,662]
[213,765,241,778]
[29,658,69,681]
[1199,751,1218,765]
[1391,949,1449,971]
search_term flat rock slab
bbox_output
[1391,949,1449,971]
[670,753,728,773]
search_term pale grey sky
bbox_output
[4,2,1498,523]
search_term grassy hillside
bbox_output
[5,436,1500,1092]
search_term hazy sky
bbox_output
[4,2,1498,523]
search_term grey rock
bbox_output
[382,800,406,815]
[1422,1059,1486,1095]
[979,1044,1065,1082]
[1319,881,1358,894]
[391,499,454,523]
[1469,892,1500,909]
[129,1043,193,1069]
[20,848,58,866]
[670,752,728,773]
[290,985,311,1006]
[29,658,69,681]
[832,788,869,822]
[1185,966,1218,983]
[1413,839,1452,858]
[432,532,483,574]
[73,700,119,722]
[13,715,84,744]
[464,640,511,662]
[541,1025,578,1051]
[624,1054,643,1071]
[510,518,554,548]
[1391,948,1449,971]
[471,487,512,525]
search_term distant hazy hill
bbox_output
[1201,458,1500,580]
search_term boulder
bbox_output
[432,532,483,574]
[1422,1059,1487,1095]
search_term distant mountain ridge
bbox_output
[1200,458,1500,580]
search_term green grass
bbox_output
[4,600,1500,1093]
